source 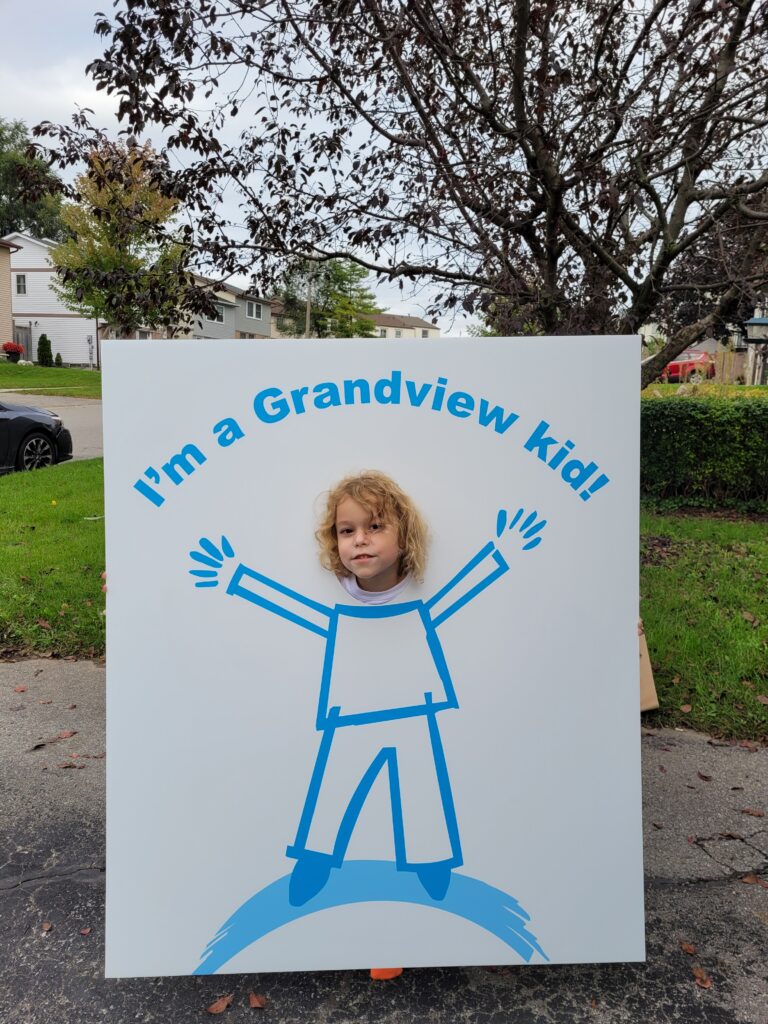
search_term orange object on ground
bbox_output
[370,968,404,980]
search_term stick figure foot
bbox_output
[416,862,452,901]
[288,853,333,906]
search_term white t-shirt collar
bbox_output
[339,573,412,605]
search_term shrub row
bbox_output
[641,398,768,502]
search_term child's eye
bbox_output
[370,522,382,531]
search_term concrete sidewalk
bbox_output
[1,658,766,1023]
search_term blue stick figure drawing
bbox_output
[188,474,548,968]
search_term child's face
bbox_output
[335,496,403,592]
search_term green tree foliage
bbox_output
[278,260,381,338]
[36,334,53,367]
[0,118,64,240]
[50,142,206,337]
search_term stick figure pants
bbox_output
[286,706,463,871]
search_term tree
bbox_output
[0,117,64,240]
[50,142,214,337]
[278,260,382,337]
[36,1,768,385]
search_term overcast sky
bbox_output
[0,0,469,333]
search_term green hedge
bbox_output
[641,399,768,502]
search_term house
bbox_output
[184,279,271,340]
[370,313,440,339]
[0,232,98,365]
[269,302,441,339]
[0,239,18,344]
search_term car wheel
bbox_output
[689,371,704,383]
[16,431,56,471]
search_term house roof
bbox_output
[0,240,20,252]
[371,313,437,330]
[0,231,58,248]
[744,317,768,325]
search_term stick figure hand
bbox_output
[188,536,235,587]
[495,508,547,552]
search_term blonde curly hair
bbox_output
[316,471,428,582]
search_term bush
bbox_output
[641,398,768,503]
[36,334,53,367]
[54,352,63,367]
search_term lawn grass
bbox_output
[1,461,766,738]
[641,381,768,399]
[0,459,106,656]
[641,507,768,740]
[0,363,102,399]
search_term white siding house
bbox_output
[1,232,97,366]
[370,313,440,339]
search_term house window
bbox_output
[15,274,26,295]
[421,329,429,338]
[378,328,386,338]
[206,304,225,324]
[394,329,402,338]
[246,300,262,320]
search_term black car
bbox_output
[0,400,73,474]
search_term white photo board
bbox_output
[102,336,644,977]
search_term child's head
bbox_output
[316,471,428,584]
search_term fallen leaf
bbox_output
[80,927,92,936]
[756,695,768,706]
[680,704,692,713]
[34,669,43,677]
[590,997,597,1009]
[731,786,744,791]
[697,772,712,782]
[661,745,672,751]
[57,763,84,770]
[14,685,28,693]
[57,730,76,739]
[206,994,234,1014]
[36,620,51,630]
[741,610,756,624]
[686,784,697,789]
[659,765,667,773]
[740,873,768,888]
[672,674,681,684]
[37,699,52,705]
[739,740,758,752]
[248,992,268,1009]
[741,680,755,689]
[41,922,52,933]
[67,704,77,710]
[680,941,696,955]
[692,966,713,989]
[741,808,765,818]
[652,822,664,830]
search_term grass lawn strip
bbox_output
[641,508,768,740]
[0,460,105,656]
[641,382,768,399]
[0,364,102,399]
[1,461,766,739]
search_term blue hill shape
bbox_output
[195,860,548,974]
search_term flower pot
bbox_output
[7,352,20,363]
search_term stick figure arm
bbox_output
[188,536,331,638]
[426,507,548,628]
[425,542,509,628]
[226,563,332,637]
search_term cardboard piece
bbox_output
[640,632,659,712]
